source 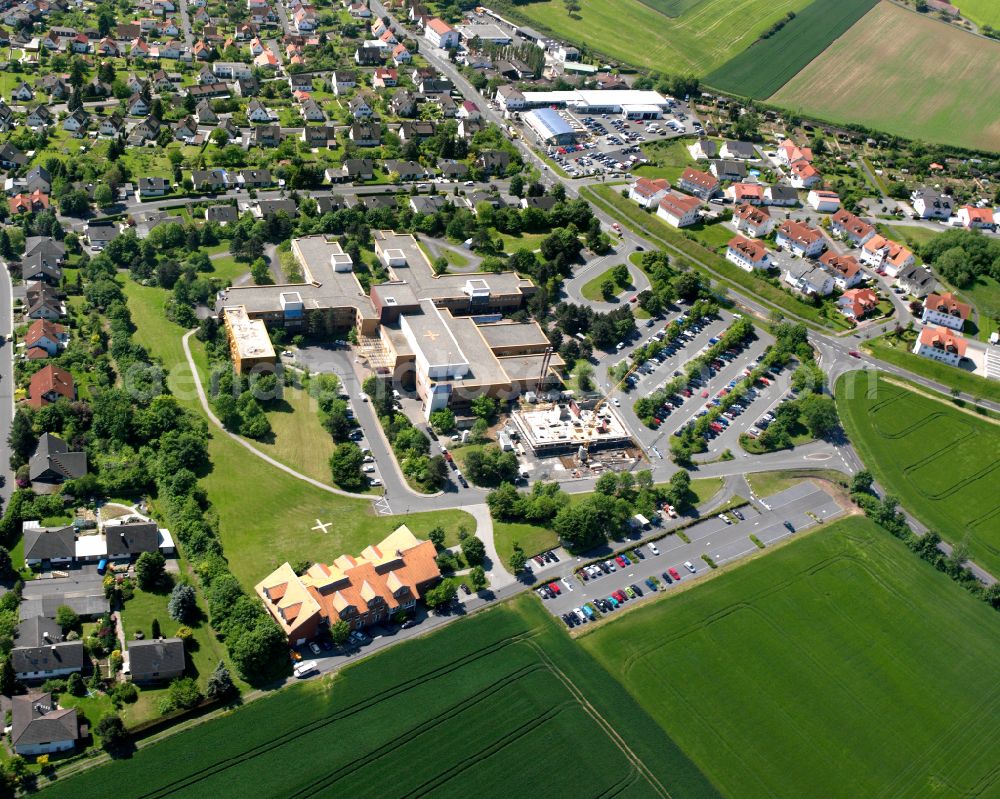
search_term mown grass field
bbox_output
[634,139,698,183]
[955,0,1000,28]
[771,2,1000,152]
[125,282,475,590]
[510,0,811,75]
[837,371,1000,573]
[42,597,720,799]
[580,264,633,301]
[582,516,1000,799]
[705,0,877,98]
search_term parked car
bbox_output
[661,571,673,584]
[683,560,697,573]
[648,542,660,556]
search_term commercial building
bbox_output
[505,89,672,117]
[222,305,276,375]
[522,108,576,146]
[511,401,633,455]
[255,526,441,645]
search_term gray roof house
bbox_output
[29,432,88,487]
[23,524,76,566]
[12,616,86,681]
[11,693,80,756]
[124,638,186,684]
[105,520,159,559]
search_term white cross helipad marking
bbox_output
[312,519,333,534]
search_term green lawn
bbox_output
[418,241,471,270]
[510,0,811,76]
[962,275,1000,340]
[493,521,560,565]
[580,265,633,302]
[879,223,940,250]
[863,334,1000,404]
[581,516,1000,799]
[689,476,724,506]
[39,596,720,799]
[124,281,476,590]
[955,0,1000,28]
[744,469,848,498]
[837,371,1000,573]
[687,220,736,252]
[254,385,337,485]
[496,231,547,254]
[634,139,698,183]
[207,255,248,284]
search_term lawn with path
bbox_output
[580,264,634,302]
[582,515,1000,799]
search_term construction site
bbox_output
[511,399,636,459]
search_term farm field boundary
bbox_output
[40,597,721,799]
[836,371,1000,574]
[580,516,1000,798]
[770,2,1000,152]
[704,0,878,98]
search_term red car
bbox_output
[614,590,628,603]
[849,350,861,358]
[548,582,561,595]
[615,555,628,568]
[668,567,682,581]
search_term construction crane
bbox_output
[592,357,643,415]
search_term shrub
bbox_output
[750,534,765,549]
[701,554,718,569]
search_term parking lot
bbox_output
[535,482,844,625]
[545,103,703,178]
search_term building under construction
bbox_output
[511,400,633,456]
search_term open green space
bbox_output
[862,334,1000,404]
[493,520,560,564]
[955,0,1000,28]
[689,476,724,506]
[634,139,698,183]
[418,241,471,269]
[771,2,1000,152]
[837,371,1000,573]
[41,596,720,799]
[582,515,1000,799]
[509,0,811,75]
[580,265,634,302]
[124,281,475,590]
[496,230,547,254]
[584,185,849,330]
[878,223,940,250]
[705,0,878,98]
[253,385,336,485]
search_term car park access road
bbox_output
[537,482,845,621]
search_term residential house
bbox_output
[921,291,970,332]
[425,17,458,49]
[105,520,161,561]
[725,183,764,205]
[11,81,34,101]
[21,253,61,285]
[234,76,259,97]
[677,167,719,199]
[687,138,717,160]
[173,115,200,141]
[957,205,995,230]
[0,143,27,168]
[764,184,798,207]
[373,67,397,88]
[10,694,79,756]
[25,284,66,321]
[818,251,863,291]
[788,159,821,188]
[191,169,228,192]
[25,166,52,195]
[912,326,967,367]
[733,203,774,238]
[830,208,874,246]
[777,139,813,167]
[27,365,75,409]
[85,222,118,250]
[776,220,825,258]
[438,160,468,180]
[301,125,337,147]
[392,43,412,64]
[477,150,511,176]
[195,99,218,124]
[127,93,150,116]
[253,198,298,217]
[12,617,85,682]
[783,261,833,296]
[807,189,840,212]
[9,191,50,215]
[398,120,435,141]
[838,287,880,320]
[26,105,53,128]
[495,85,526,112]
[253,124,282,147]
[628,177,670,209]
[726,235,770,272]
[355,45,385,65]
[348,95,373,119]
[205,204,238,225]
[348,1,372,17]
[138,176,171,197]
[719,140,755,160]
[911,188,952,220]
[98,114,124,137]
[341,158,376,181]
[23,524,76,567]
[458,100,481,120]
[123,638,186,684]
[255,526,441,644]
[24,320,68,358]
[330,70,356,95]
[246,99,272,122]
[656,193,701,228]
[384,160,427,181]
[457,118,483,139]
[709,159,747,182]
[0,100,14,130]
[236,168,272,189]
[860,235,914,276]
[349,122,380,147]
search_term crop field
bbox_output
[771,2,1000,152]
[836,371,1000,573]
[582,516,1000,799]
[954,0,1000,28]
[511,0,811,75]
[41,598,720,799]
[704,0,878,98]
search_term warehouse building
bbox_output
[522,108,577,146]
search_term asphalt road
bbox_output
[537,482,845,620]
